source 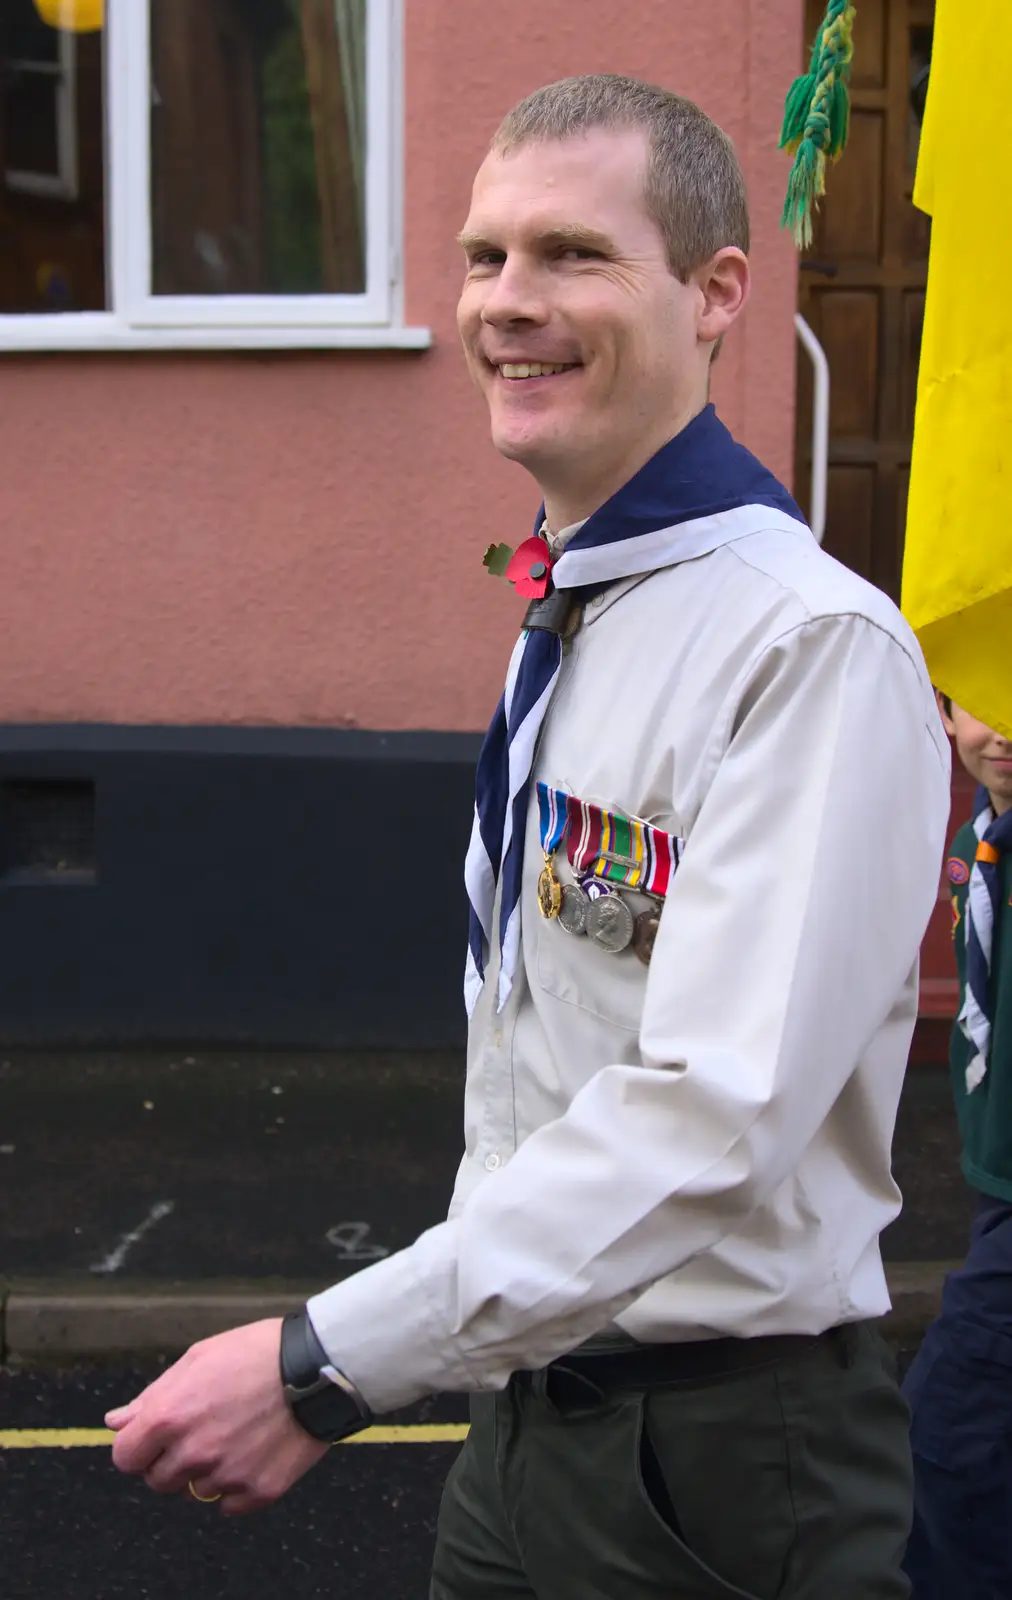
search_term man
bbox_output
[109,76,950,1598]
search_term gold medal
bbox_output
[537,853,563,919]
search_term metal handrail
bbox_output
[794,312,829,544]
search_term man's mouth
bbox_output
[495,361,579,380]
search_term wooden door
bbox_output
[794,0,933,600]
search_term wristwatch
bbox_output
[279,1309,373,1444]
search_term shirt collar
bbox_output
[542,517,586,560]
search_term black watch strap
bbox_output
[279,1309,372,1444]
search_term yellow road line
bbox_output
[0,1424,469,1450]
[346,1425,468,1445]
[0,1429,113,1450]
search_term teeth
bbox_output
[499,362,571,379]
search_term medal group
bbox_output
[535,782,681,967]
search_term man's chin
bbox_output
[489,421,554,470]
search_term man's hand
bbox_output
[105,1318,329,1515]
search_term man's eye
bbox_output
[470,251,505,268]
[560,247,602,262]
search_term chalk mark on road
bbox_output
[89,1200,175,1274]
[326,1221,389,1262]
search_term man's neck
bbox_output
[989,788,1011,818]
[539,399,707,533]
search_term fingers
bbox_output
[218,1489,271,1517]
[117,1434,305,1514]
[104,1352,194,1433]
[110,1415,175,1476]
[216,1466,295,1517]
[213,1459,303,1517]
[104,1326,325,1516]
[185,1475,230,1505]
[144,1446,216,1497]
[105,1404,137,1432]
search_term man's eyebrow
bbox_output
[456,230,498,255]
[456,224,615,255]
[536,225,615,252]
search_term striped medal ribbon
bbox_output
[535,782,570,920]
[566,797,679,899]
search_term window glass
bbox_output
[0,0,106,312]
[150,0,367,298]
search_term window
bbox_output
[4,14,79,202]
[0,779,97,883]
[0,0,426,349]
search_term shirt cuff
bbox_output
[306,1219,478,1415]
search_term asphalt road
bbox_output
[3,1350,928,1600]
[0,1050,977,1284]
[0,1051,464,1282]
[1,1363,468,1599]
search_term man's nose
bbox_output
[480,257,549,327]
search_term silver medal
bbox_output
[557,883,590,935]
[586,891,634,953]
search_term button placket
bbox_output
[479,1005,515,1174]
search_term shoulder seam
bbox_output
[708,611,949,778]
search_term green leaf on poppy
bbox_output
[482,542,514,576]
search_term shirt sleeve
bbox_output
[307,615,951,1413]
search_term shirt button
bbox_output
[484,1152,502,1172]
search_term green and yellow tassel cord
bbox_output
[779,1,856,248]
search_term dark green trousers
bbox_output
[431,1324,912,1599]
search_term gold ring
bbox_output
[188,1480,222,1503]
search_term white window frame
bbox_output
[4,28,79,202]
[0,0,429,352]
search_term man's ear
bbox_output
[697,248,749,350]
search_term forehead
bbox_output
[463,127,656,242]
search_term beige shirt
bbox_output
[309,511,950,1415]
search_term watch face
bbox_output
[291,1378,368,1444]
[281,1311,370,1444]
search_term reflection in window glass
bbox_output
[151,0,367,298]
[0,0,106,313]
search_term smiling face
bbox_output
[456,128,748,528]
[939,696,1012,814]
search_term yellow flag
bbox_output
[901,0,1012,738]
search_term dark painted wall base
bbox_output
[0,726,482,1047]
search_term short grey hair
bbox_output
[492,74,749,282]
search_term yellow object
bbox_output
[188,1481,222,1503]
[901,0,1012,739]
[0,1423,469,1449]
[33,0,104,32]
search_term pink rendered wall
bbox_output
[0,1,801,732]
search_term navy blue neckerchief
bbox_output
[463,404,807,1016]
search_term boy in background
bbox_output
[904,698,1012,1598]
